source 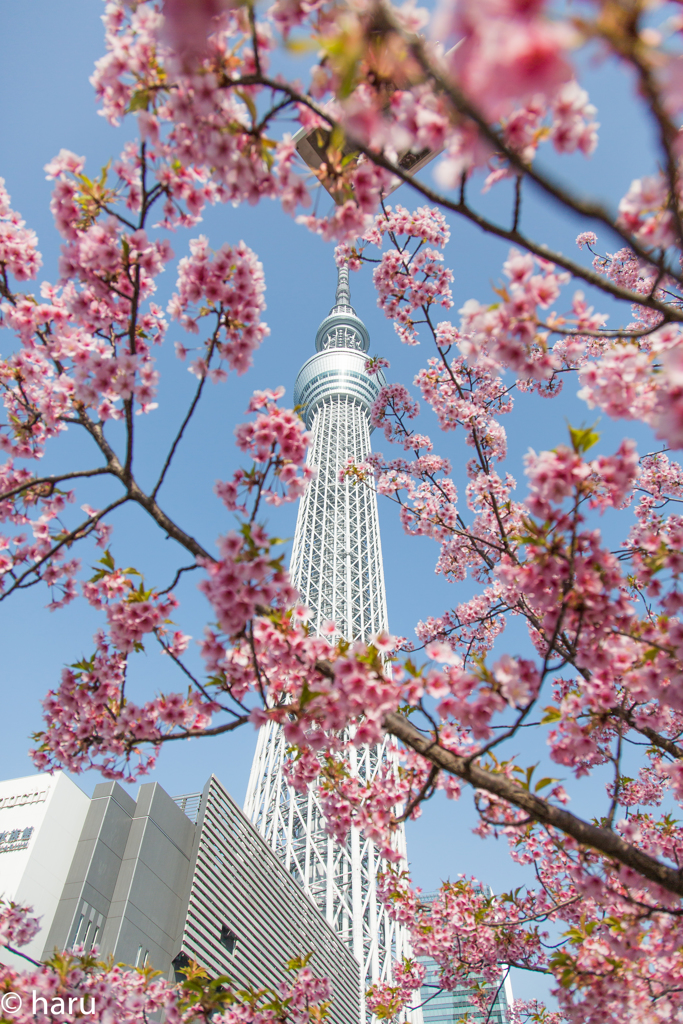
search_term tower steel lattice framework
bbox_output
[245,269,411,1020]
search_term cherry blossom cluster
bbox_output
[313,754,409,862]
[198,525,299,639]
[370,382,420,442]
[0,459,82,609]
[578,320,683,450]
[30,629,217,780]
[444,0,572,121]
[0,134,267,612]
[373,246,453,345]
[0,953,181,1024]
[371,829,683,1024]
[0,900,41,950]
[366,956,425,1019]
[412,355,513,461]
[457,249,572,381]
[2,162,169,433]
[619,174,675,249]
[169,235,269,376]
[317,200,683,1023]
[0,178,42,283]
[91,1,314,221]
[30,553,216,779]
[217,388,314,510]
[230,622,403,744]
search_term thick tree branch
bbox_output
[384,710,683,898]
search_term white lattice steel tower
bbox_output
[245,268,411,1021]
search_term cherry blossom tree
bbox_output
[4,0,683,1022]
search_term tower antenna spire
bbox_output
[335,264,351,307]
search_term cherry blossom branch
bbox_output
[152,332,219,499]
[0,466,111,504]
[128,479,213,560]
[153,629,245,717]
[246,75,683,320]
[611,705,683,761]
[0,497,128,602]
[247,0,261,78]
[157,562,201,596]
[2,944,42,968]
[534,319,664,340]
[598,11,683,251]
[481,967,511,1024]
[158,716,251,741]
[372,1,683,282]
[74,407,213,561]
[384,710,683,897]
[394,763,439,822]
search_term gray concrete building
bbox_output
[42,778,194,972]
[41,774,360,1024]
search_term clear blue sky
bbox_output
[0,1,660,1006]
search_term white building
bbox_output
[0,771,361,1024]
[0,772,90,968]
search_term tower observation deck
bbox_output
[244,268,411,1021]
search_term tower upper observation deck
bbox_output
[293,267,384,429]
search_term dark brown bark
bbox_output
[384,710,683,898]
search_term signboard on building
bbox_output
[0,826,34,854]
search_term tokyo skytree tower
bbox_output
[244,268,411,1018]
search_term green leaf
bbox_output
[127,89,150,113]
[568,421,600,454]
[328,125,345,153]
[286,952,313,971]
[541,705,561,724]
[99,549,115,570]
[283,36,318,54]
[98,160,112,188]
[71,655,96,672]
[235,89,257,125]
[298,680,323,708]
[535,776,559,792]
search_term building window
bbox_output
[71,914,85,948]
[219,925,237,954]
[172,951,190,983]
